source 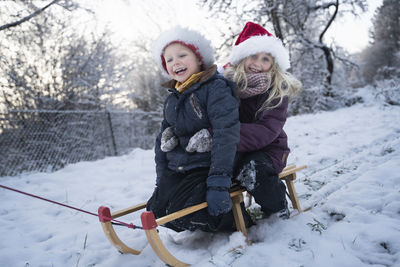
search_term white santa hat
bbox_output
[230,22,290,70]
[152,26,215,76]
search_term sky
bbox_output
[1,84,400,266]
[325,0,383,53]
[85,0,383,55]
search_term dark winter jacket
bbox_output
[155,65,239,180]
[237,91,289,173]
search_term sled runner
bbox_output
[98,164,306,266]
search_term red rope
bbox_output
[0,184,142,229]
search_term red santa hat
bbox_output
[152,26,215,76]
[230,22,290,70]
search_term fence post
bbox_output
[106,110,118,156]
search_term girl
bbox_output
[146,26,252,232]
[224,21,302,219]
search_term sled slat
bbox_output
[156,189,246,226]
[111,202,147,219]
[279,165,306,179]
[283,165,296,171]
[156,202,208,226]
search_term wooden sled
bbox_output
[99,165,306,266]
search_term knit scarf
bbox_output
[175,71,205,93]
[239,72,272,99]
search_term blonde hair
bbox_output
[224,55,302,115]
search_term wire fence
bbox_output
[0,110,162,177]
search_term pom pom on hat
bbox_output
[230,22,290,70]
[152,26,215,76]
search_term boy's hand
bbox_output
[160,127,178,152]
[206,175,232,216]
[206,187,232,216]
[186,128,212,153]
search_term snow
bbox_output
[1,101,400,267]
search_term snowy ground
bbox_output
[1,94,400,266]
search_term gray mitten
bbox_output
[160,126,178,152]
[186,128,212,153]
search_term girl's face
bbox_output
[243,52,274,74]
[163,43,202,83]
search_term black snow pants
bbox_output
[234,151,287,216]
[146,167,253,232]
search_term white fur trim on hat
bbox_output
[230,35,290,70]
[152,26,215,76]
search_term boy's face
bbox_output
[244,52,274,74]
[163,43,202,83]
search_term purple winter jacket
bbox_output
[237,91,290,174]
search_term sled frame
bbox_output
[99,165,306,266]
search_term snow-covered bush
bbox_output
[374,76,400,106]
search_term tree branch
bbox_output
[0,0,60,32]
[312,2,338,11]
[319,0,339,43]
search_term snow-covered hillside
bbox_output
[1,98,400,266]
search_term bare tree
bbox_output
[0,1,126,111]
[0,0,59,31]
[198,0,369,114]
[119,39,168,113]
[0,0,80,31]
[361,0,400,83]
[200,0,367,88]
